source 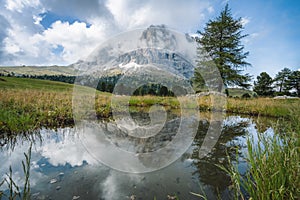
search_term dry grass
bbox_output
[1,88,299,134]
[227,98,299,118]
[1,77,299,134]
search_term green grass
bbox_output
[0,76,75,91]
[0,65,76,76]
[1,77,299,134]
[227,98,299,118]
[0,77,81,134]
[219,110,300,200]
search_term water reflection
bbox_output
[0,114,276,200]
[190,116,250,198]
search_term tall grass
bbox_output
[1,77,299,133]
[0,144,32,200]
[0,90,74,134]
[227,98,298,118]
[220,110,300,200]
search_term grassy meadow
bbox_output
[0,76,299,200]
[1,76,300,134]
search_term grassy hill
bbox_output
[0,65,76,76]
[0,76,75,92]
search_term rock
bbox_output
[56,186,61,190]
[50,179,57,184]
[167,194,177,200]
[32,192,40,198]
[130,195,136,200]
[72,196,80,200]
[274,95,299,99]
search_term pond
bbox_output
[0,112,277,200]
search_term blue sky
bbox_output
[0,0,299,78]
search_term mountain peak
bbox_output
[139,25,177,49]
[73,25,198,79]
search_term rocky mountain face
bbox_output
[72,25,198,79]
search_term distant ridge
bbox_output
[0,65,76,76]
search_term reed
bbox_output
[220,110,300,200]
[0,144,32,200]
[227,98,298,118]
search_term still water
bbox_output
[0,113,277,200]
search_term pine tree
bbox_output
[274,67,292,95]
[194,4,251,91]
[287,70,300,97]
[253,72,274,96]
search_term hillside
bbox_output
[0,76,75,91]
[0,65,76,76]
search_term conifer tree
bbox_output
[194,4,251,91]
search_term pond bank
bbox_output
[0,114,285,199]
[1,88,299,134]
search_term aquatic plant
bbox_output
[220,110,300,200]
[0,144,32,200]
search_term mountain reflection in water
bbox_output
[0,113,276,200]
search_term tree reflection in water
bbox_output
[0,131,42,152]
[191,116,250,196]
[0,113,278,199]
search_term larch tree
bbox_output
[193,4,252,93]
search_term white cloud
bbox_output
[243,32,260,44]
[241,17,250,26]
[207,6,214,14]
[35,20,109,63]
[33,14,43,25]
[1,15,111,65]
[5,0,41,12]
[39,129,97,166]
[0,0,213,65]
[106,0,210,31]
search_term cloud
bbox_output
[106,0,210,31]
[0,14,10,59]
[39,129,97,167]
[0,0,213,65]
[5,0,41,12]
[0,0,114,65]
[241,17,250,26]
[32,20,110,64]
[42,0,112,21]
[243,32,260,45]
[207,6,214,14]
